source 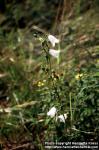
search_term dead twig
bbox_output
[10,143,31,150]
[0,101,37,113]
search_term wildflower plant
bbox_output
[33,33,72,142]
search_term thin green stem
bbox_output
[69,92,73,127]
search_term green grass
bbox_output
[0,8,99,150]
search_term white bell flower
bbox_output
[56,113,68,123]
[48,35,59,47]
[49,49,60,58]
[47,107,57,118]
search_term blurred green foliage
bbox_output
[0,0,99,149]
[0,0,62,31]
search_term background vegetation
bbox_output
[0,0,99,149]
